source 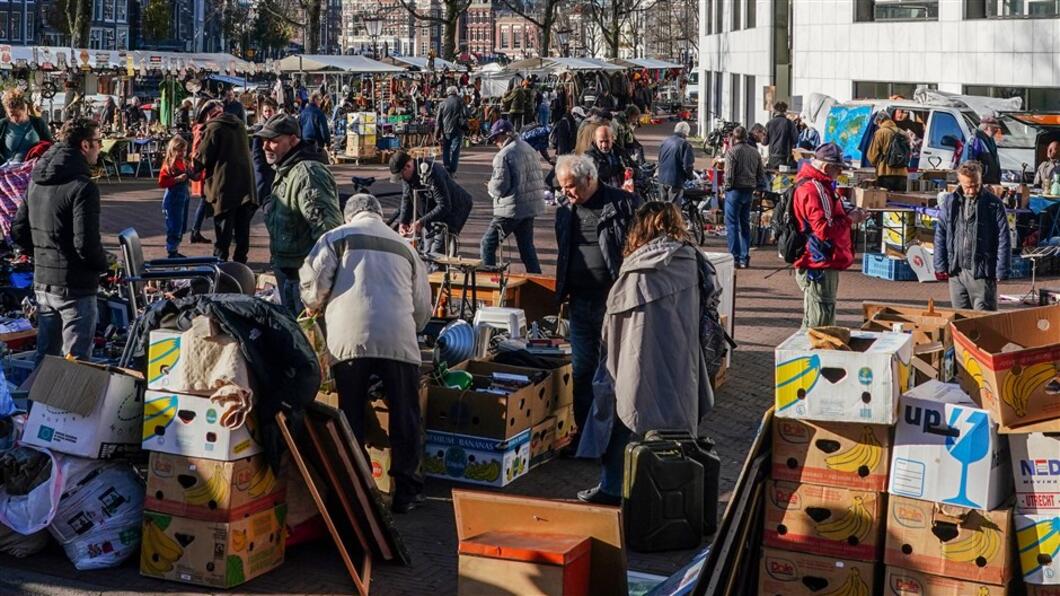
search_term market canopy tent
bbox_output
[276,54,405,74]
[0,46,255,73]
[380,55,460,71]
[502,56,625,75]
[614,57,684,70]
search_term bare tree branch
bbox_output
[395,0,448,25]
[258,0,306,29]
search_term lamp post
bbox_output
[364,15,383,59]
[556,28,571,58]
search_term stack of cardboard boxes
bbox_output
[346,112,377,159]
[138,318,287,589]
[764,329,913,594]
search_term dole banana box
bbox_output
[888,381,1012,511]
[885,494,1014,586]
[952,305,1060,431]
[775,330,913,424]
[142,390,262,461]
[762,479,885,562]
[145,452,285,522]
[1031,587,1060,596]
[883,566,1010,595]
[140,505,286,589]
[758,548,876,596]
[1009,432,1060,513]
[772,418,892,492]
[1015,513,1060,585]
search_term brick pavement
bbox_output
[1,123,1054,595]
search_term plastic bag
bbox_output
[49,463,144,570]
[0,366,14,418]
[298,312,334,394]
[0,446,96,535]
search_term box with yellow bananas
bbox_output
[884,495,1015,586]
[758,547,876,596]
[140,505,287,588]
[762,479,885,562]
[888,381,1012,511]
[883,566,1011,595]
[775,329,913,424]
[1015,513,1060,586]
[1009,432,1060,513]
[146,321,250,395]
[952,305,1060,431]
[772,418,893,492]
[142,390,262,461]
[144,452,285,522]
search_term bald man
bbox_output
[1035,141,1060,190]
[585,125,632,188]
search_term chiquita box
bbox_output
[775,330,913,424]
[772,418,892,492]
[758,548,876,596]
[142,390,262,461]
[762,479,885,562]
[1015,513,1060,585]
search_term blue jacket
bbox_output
[933,189,1011,281]
[555,184,641,301]
[299,104,331,147]
[657,134,695,188]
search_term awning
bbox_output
[615,58,684,70]
[276,54,405,73]
[207,74,253,88]
[0,46,255,73]
[503,57,625,74]
[380,55,460,71]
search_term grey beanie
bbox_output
[344,193,383,222]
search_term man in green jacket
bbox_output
[255,114,343,314]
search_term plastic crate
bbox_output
[376,137,401,150]
[2,350,36,387]
[1009,255,1034,279]
[862,252,917,281]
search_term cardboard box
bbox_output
[549,361,574,411]
[1030,587,1060,596]
[952,305,1060,430]
[22,356,145,459]
[854,188,888,209]
[774,330,914,424]
[862,302,985,384]
[553,404,576,449]
[458,531,591,596]
[145,452,285,522]
[140,505,286,588]
[1015,512,1060,585]
[762,479,885,562]
[1010,432,1060,512]
[426,363,539,440]
[885,494,1014,585]
[883,565,1010,595]
[889,381,1012,511]
[423,428,531,488]
[771,418,892,492]
[531,417,556,469]
[758,547,876,596]
[147,322,248,394]
[142,390,262,461]
[460,360,553,426]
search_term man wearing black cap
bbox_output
[255,114,343,314]
[389,150,473,256]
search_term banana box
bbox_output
[140,505,286,589]
[423,428,530,488]
[1009,433,1060,513]
[775,330,914,425]
[145,452,285,522]
[885,494,1014,586]
[146,322,249,394]
[142,390,262,461]
[888,381,1012,511]
[759,548,876,596]
[883,566,1010,595]
[952,305,1060,431]
[1015,513,1060,585]
[762,479,885,562]
[772,418,893,492]
[1031,587,1060,595]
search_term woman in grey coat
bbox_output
[577,201,713,505]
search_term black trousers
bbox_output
[213,202,255,263]
[333,357,424,501]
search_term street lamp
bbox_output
[556,28,571,58]
[364,15,383,60]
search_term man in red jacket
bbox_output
[792,143,866,328]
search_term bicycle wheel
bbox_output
[686,203,706,246]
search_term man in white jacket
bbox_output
[300,194,432,513]
[480,118,546,273]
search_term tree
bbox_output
[257,0,324,54]
[250,8,293,59]
[45,0,91,48]
[142,0,173,42]
[583,0,658,57]
[496,0,565,58]
[395,0,472,60]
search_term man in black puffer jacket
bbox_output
[12,118,109,363]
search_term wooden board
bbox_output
[452,490,626,596]
[275,412,370,595]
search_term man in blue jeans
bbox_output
[435,86,467,174]
[12,118,110,363]
[481,119,546,273]
[723,126,766,268]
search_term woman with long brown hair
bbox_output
[577,201,714,504]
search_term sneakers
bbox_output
[190,231,210,244]
[576,486,621,506]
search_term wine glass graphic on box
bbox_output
[945,408,989,508]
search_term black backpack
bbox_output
[693,249,736,381]
[885,131,912,168]
[772,178,813,264]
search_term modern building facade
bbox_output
[697,0,1060,137]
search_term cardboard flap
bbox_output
[932,503,970,526]
[28,356,111,417]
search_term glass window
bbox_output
[744,74,755,126]
[513,27,521,48]
[104,28,114,49]
[713,71,722,117]
[730,73,741,122]
[89,28,101,49]
[25,13,32,42]
[103,0,114,22]
[714,0,723,32]
[856,0,939,21]
[927,112,964,149]
[732,0,741,30]
[854,80,938,99]
[9,12,18,42]
[966,0,1060,18]
[705,0,712,34]
[500,27,508,48]
[747,0,756,28]
[117,0,127,23]
[93,0,103,21]
[0,14,6,41]
[965,85,1060,111]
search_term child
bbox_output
[158,136,199,258]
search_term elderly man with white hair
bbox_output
[299,193,432,514]
[657,121,696,204]
[553,154,640,458]
[435,85,469,174]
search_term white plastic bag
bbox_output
[49,463,144,570]
[0,446,96,535]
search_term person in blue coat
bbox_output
[298,92,331,153]
[933,160,1010,311]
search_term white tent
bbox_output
[616,58,684,70]
[276,54,405,74]
[475,63,515,99]
[0,46,255,73]
[381,55,460,71]
[503,57,625,75]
